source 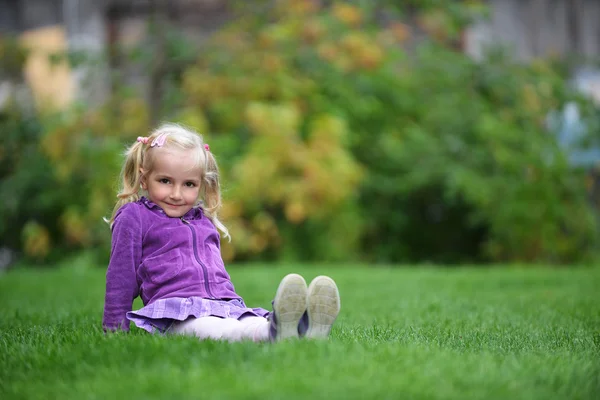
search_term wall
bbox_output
[466,0,600,62]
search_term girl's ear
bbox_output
[139,168,147,190]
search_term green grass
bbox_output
[1,263,599,400]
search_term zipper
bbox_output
[181,217,215,299]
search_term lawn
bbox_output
[1,262,599,400]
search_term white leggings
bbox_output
[169,316,270,342]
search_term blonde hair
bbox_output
[107,122,229,239]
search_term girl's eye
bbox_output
[185,182,196,187]
[159,178,170,184]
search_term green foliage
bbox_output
[0,36,28,80]
[1,0,599,264]
[177,0,599,263]
[350,46,599,263]
[0,106,66,263]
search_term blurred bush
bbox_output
[1,0,599,266]
[177,0,599,264]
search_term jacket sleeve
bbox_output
[102,204,142,332]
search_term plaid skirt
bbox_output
[127,297,270,334]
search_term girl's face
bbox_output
[141,147,202,218]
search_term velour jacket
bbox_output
[102,197,239,331]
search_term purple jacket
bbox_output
[102,197,240,331]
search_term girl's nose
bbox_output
[170,186,183,200]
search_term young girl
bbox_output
[102,123,341,342]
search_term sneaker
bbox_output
[299,276,341,339]
[269,273,308,342]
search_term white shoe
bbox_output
[269,274,308,341]
[302,276,341,339]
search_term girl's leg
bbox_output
[170,273,311,343]
[170,316,269,342]
[239,315,270,342]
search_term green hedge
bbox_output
[1,1,599,265]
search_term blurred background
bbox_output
[1,0,600,269]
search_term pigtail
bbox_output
[106,141,146,225]
[203,149,230,240]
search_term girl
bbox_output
[102,123,341,342]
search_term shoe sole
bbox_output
[272,273,308,341]
[305,276,340,339]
